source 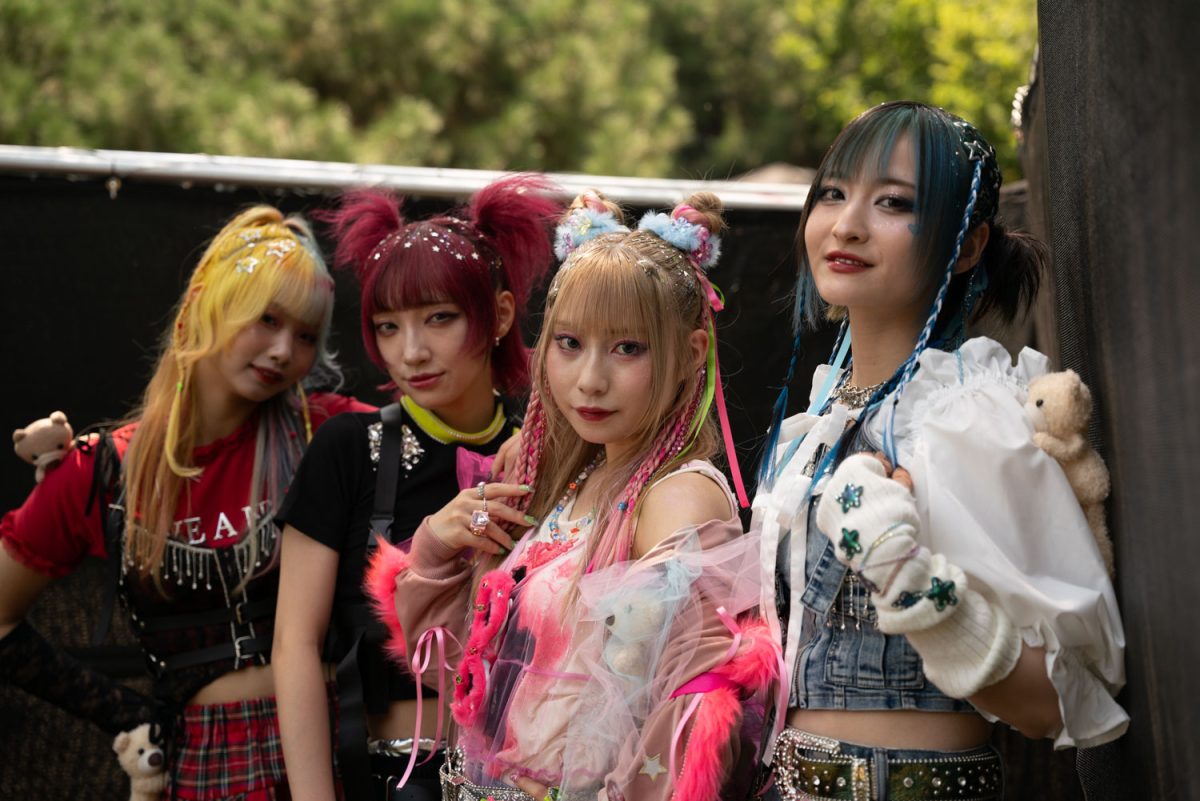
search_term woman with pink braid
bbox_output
[366,190,777,801]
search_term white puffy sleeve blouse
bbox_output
[755,336,1127,750]
[866,336,1128,748]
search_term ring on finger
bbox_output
[475,480,487,500]
[469,497,490,537]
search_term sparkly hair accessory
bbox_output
[553,206,629,261]
[951,117,1001,227]
[636,208,722,270]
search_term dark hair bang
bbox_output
[797,102,971,328]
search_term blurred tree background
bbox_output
[0,0,1036,178]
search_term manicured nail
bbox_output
[520,484,534,492]
[523,514,538,525]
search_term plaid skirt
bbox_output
[168,695,289,801]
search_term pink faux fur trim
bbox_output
[671,619,781,801]
[451,569,516,728]
[362,539,412,667]
[712,619,780,692]
[672,687,739,801]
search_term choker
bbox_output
[400,395,507,445]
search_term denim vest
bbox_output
[780,496,975,713]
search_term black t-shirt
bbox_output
[276,402,516,703]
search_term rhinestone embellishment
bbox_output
[367,421,426,473]
[835,482,864,513]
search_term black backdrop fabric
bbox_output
[0,172,820,796]
[1025,2,1200,800]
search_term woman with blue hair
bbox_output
[755,101,1127,799]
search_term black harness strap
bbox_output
[87,432,125,647]
[337,403,405,799]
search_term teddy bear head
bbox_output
[12,411,73,474]
[112,723,165,778]
[602,597,669,676]
[1026,370,1093,436]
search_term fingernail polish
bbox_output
[520,484,534,492]
[523,514,538,525]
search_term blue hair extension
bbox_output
[882,159,984,464]
[759,278,809,489]
[759,330,803,489]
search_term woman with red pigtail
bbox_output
[368,190,778,801]
[272,176,561,801]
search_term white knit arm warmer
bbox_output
[816,454,1021,698]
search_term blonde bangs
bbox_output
[203,235,334,353]
[540,241,685,443]
[547,251,658,343]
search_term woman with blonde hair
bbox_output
[367,190,776,801]
[0,206,369,800]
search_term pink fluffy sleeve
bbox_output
[365,517,473,685]
[600,521,776,801]
[603,600,744,801]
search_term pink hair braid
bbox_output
[587,380,705,571]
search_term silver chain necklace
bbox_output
[830,378,888,409]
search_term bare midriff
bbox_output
[787,708,993,751]
[369,697,447,740]
[188,663,276,705]
[187,664,444,742]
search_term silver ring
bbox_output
[469,498,489,536]
[475,481,487,500]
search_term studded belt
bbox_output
[439,748,538,801]
[771,728,1003,801]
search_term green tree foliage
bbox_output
[666,0,1037,178]
[0,0,1036,177]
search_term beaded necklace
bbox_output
[547,453,605,542]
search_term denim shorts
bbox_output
[764,728,1004,801]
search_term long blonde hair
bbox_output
[122,206,337,583]
[509,191,725,575]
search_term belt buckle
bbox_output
[773,729,870,801]
[232,634,252,664]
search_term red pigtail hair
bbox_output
[463,174,562,396]
[467,174,560,308]
[321,189,407,277]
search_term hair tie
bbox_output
[553,207,629,261]
[636,211,722,270]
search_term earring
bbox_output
[494,336,501,348]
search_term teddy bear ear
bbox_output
[113,731,130,753]
[12,429,24,444]
[50,411,67,424]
